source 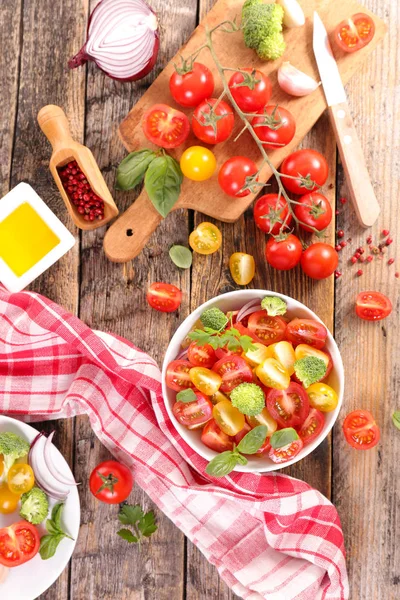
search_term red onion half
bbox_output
[68,0,160,82]
[236,299,262,323]
[29,432,74,501]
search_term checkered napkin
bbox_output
[0,288,348,600]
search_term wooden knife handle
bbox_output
[328,101,380,228]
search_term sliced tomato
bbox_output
[298,408,325,445]
[188,342,217,368]
[201,419,234,452]
[0,521,40,567]
[355,291,392,321]
[248,311,287,346]
[269,438,303,464]
[147,282,182,312]
[234,321,265,345]
[266,383,310,428]
[142,103,190,148]
[215,345,243,360]
[343,410,380,450]
[172,392,213,429]
[166,360,195,391]
[334,13,375,53]
[233,422,252,445]
[255,437,271,455]
[212,355,253,393]
[285,318,327,350]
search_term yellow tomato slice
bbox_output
[189,366,222,395]
[7,463,35,495]
[269,341,296,375]
[294,344,330,367]
[229,253,255,285]
[256,358,290,390]
[0,482,20,514]
[189,222,222,255]
[307,383,338,412]
[246,407,278,435]
[213,400,245,436]
[243,342,270,367]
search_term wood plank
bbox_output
[333,0,400,598]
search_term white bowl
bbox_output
[162,290,344,473]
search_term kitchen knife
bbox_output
[313,12,380,228]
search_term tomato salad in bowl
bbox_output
[162,290,344,475]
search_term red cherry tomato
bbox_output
[147,282,182,312]
[234,321,266,345]
[252,105,296,149]
[265,234,302,271]
[295,193,333,233]
[218,156,259,198]
[248,311,287,346]
[215,345,243,360]
[192,99,235,145]
[0,521,40,567]
[280,149,329,195]
[334,13,375,53]
[255,437,272,455]
[298,408,325,445]
[142,103,190,149]
[269,438,303,464]
[169,63,214,107]
[201,419,234,452]
[233,423,252,445]
[172,391,213,429]
[166,360,195,391]
[188,342,217,368]
[89,460,133,504]
[301,243,339,280]
[212,355,253,393]
[286,318,327,350]
[253,194,292,235]
[355,291,393,321]
[266,383,310,428]
[343,410,380,450]
[228,68,272,113]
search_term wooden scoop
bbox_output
[38,105,119,231]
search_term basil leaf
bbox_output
[270,428,299,449]
[169,245,192,269]
[39,533,65,560]
[144,155,183,218]
[176,388,197,403]
[392,411,400,431]
[236,454,248,466]
[205,451,240,477]
[51,502,64,530]
[46,519,61,536]
[237,425,268,454]
[117,528,138,543]
[116,150,157,190]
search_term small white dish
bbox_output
[162,290,344,473]
[0,183,75,293]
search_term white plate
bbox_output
[0,416,80,600]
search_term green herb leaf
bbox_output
[117,504,158,544]
[118,504,144,526]
[239,335,256,352]
[188,330,213,345]
[138,510,158,537]
[176,389,197,403]
[51,502,64,530]
[270,428,299,449]
[116,150,157,190]
[39,503,74,560]
[237,425,268,454]
[205,451,241,478]
[45,519,61,536]
[39,533,66,560]
[144,155,183,218]
[236,454,248,466]
[169,245,193,269]
[117,528,139,543]
[392,411,400,431]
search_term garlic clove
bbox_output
[277,0,306,28]
[277,62,320,97]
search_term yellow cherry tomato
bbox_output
[180,146,217,181]
[189,367,222,395]
[0,456,3,478]
[256,358,290,390]
[189,222,222,255]
[269,341,296,375]
[7,463,35,495]
[210,390,231,405]
[246,407,277,436]
[294,344,330,368]
[213,400,245,436]
[307,383,338,412]
[0,482,20,514]
[243,342,270,367]
[229,253,255,286]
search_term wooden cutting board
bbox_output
[104,0,386,262]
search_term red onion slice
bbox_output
[29,433,70,501]
[176,348,189,360]
[236,304,262,323]
[44,432,78,487]
[236,299,263,322]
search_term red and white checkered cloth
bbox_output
[0,288,348,600]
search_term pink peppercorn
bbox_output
[337,230,344,238]
[386,238,393,246]
[388,258,395,265]
[356,270,363,276]
[340,241,347,248]
[335,271,342,279]
[351,257,358,264]
[382,229,390,237]
[340,197,347,204]
[366,256,373,263]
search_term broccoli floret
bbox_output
[231,383,265,416]
[0,432,30,480]
[242,0,286,61]
[200,308,228,331]
[261,296,287,316]
[294,357,327,389]
[20,487,49,525]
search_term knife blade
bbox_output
[313,12,346,106]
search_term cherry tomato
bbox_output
[192,99,235,145]
[166,360,195,391]
[235,321,266,345]
[188,342,216,368]
[246,407,277,436]
[268,341,296,375]
[210,390,231,405]
[253,194,292,235]
[142,103,190,149]
[301,243,339,280]
[229,252,255,285]
[307,383,338,412]
[286,319,327,350]
[169,62,214,107]
[147,282,182,312]
[201,419,234,452]
[343,409,380,450]
[173,391,213,429]
[266,383,310,428]
[215,345,243,360]
[295,193,333,233]
[189,366,222,395]
[212,355,253,393]
[355,291,392,321]
[294,344,332,377]
[180,146,216,181]
[248,311,287,346]
[243,342,270,367]
[254,437,272,455]
[334,13,375,53]
[228,68,272,112]
[218,156,258,198]
[0,521,40,567]
[0,482,20,515]
[7,463,35,495]
[189,222,222,255]
[280,149,329,195]
[269,438,303,463]
[298,408,325,446]
[256,358,290,390]
[89,460,133,504]
[234,423,252,444]
[213,400,245,436]
[265,234,302,271]
[252,105,296,149]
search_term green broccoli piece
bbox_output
[200,308,228,331]
[294,357,327,389]
[242,0,286,61]
[231,383,265,416]
[0,432,30,480]
[261,296,287,317]
[20,487,49,525]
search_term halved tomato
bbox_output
[172,392,213,429]
[355,291,392,321]
[343,409,380,450]
[248,311,287,346]
[293,344,333,382]
[166,360,195,391]
[298,408,325,445]
[0,521,40,567]
[269,438,303,464]
[285,318,327,350]
[234,423,252,444]
[142,103,190,148]
[188,342,216,368]
[201,419,234,452]
[334,13,375,53]
[147,283,182,313]
[266,383,310,428]
[212,355,253,393]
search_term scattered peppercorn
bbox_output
[359,256,366,263]
[351,256,358,264]
[395,272,399,279]
[340,241,347,248]
[335,210,340,216]
[388,258,395,265]
[335,270,342,279]
[382,229,390,237]
[386,238,393,246]
[340,197,347,204]
[337,230,344,238]
[366,256,373,263]
[366,235,373,244]
[354,252,361,259]
[356,269,363,277]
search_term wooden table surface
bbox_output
[1,0,399,598]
